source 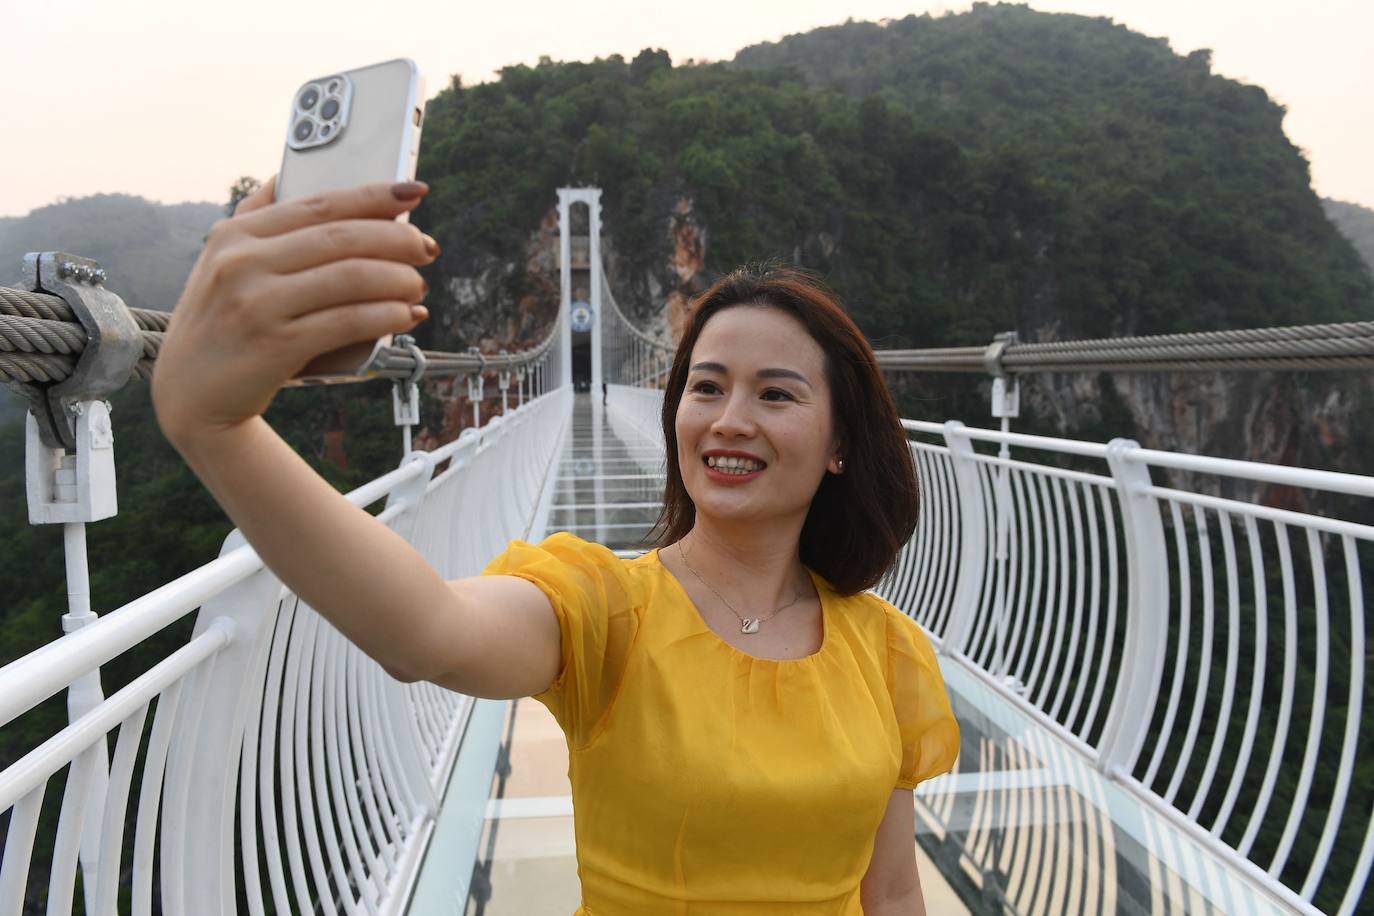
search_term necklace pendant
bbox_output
[740,618,760,634]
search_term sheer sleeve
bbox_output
[883,603,960,789]
[481,532,641,749]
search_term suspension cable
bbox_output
[0,286,561,387]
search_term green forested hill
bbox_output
[1324,198,1374,276]
[412,2,1371,359]
[0,194,222,428]
[0,194,221,311]
[731,4,1373,336]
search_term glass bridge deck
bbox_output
[458,396,1286,915]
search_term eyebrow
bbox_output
[689,361,813,389]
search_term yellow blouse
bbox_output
[482,532,959,915]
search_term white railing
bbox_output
[0,386,570,915]
[880,420,1373,916]
[6,249,1372,914]
[599,266,673,390]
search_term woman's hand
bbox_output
[151,177,438,444]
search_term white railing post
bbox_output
[1098,439,1170,778]
[939,421,989,656]
[176,536,286,913]
[381,451,444,816]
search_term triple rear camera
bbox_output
[290,75,349,149]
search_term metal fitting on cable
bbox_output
[467,345,487,375]
[982,331,1018,377]
[984,331,1020,420]
[15,252,141,450]
[391,334,426,427]
[497,349,511,390]
[464,347,486,409]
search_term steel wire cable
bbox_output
[600,265,673,353]
[5,281,1373,388]
[874,323,1374,373]
[0,285,559,388]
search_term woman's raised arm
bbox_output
[152,179,561,695]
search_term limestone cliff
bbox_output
[414,196,1371,514]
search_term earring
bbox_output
[836,458,845,473]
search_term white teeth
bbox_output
[706,455,763,473]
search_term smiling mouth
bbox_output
[703,455,766,476]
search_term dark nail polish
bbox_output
[392,181,428,201]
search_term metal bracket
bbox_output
[982,330,1018,378]
[391,334,426,427]
[497,350,511,391]
[26,399,118,523]
[984,331,1020,419]
[466,346,487,402]
[991,377,1020,419]
[17,252,142,450]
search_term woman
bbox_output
[153,179,959,915]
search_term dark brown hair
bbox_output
[651,265,919,595]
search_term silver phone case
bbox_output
[277,58,426,384]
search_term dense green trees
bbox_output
[413,3,1371,362]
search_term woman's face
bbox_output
[675,305,841,529]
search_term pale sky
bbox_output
[2,0,1370,217]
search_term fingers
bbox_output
[288,299,425,357]
[236,180,428,239]
[265,219,438,275]
[270,258,428,320]
[233,176,277,217]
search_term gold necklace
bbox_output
[677,540,807,634]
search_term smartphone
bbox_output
[276,58,427,384]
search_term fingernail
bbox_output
[392,181,428,201]
[422,233,440,256]
[411,305,429,321]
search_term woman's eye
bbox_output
[691,381,720,394]
[761,388,793,401]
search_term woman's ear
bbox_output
[828,453,845,475]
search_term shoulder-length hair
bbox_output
[650,265,918,595]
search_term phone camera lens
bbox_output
[321,124,332,137]
[320,98,340,120]
[293,118,315,142]
[298,87,319,111]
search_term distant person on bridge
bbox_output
[152,179,958,916]
[601,377,607,405]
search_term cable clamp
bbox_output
[497,349,512,389]
[16,251,141,450]
[982,331,1018,378]
[392,334,425,427]
[984,332,1020,419]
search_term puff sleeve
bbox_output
[481,532,640,749]
[883,604,960,789]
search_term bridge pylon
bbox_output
[556,188,603,395]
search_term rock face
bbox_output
[417,197,1371,514]
[1022,368,1372,508]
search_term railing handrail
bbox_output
[903,418,1374,499]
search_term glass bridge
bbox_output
[3,204,1370,914]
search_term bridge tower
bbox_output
[556,188,603,393]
